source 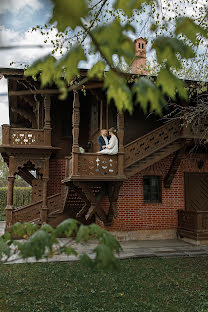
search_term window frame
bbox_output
[143,175,162,203]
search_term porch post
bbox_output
[44,95,51,146]
[5,156,15,231]
[41,158,49,224]
[72,91,80,176]
[117,112,125,177]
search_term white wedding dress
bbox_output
[98,135,118,155]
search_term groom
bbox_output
[97,129,109,151]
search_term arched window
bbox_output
[142,43,144,49]
[138,42,140,48]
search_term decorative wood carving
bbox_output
[78,154,118,177]
[124,120,182,168]
[44,95,51,129]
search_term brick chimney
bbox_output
[131,37,147,74]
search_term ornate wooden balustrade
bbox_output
[64,153,124,181]
[124,120,182,168]
[178,210,208,240]
[12,193,61,224]
[2,124,51,147]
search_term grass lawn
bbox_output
[0,257,208,312]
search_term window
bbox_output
[138,42,140,48]
[142,43,144,49]
[143,176,161,203]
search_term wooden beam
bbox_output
[164,146,187,188]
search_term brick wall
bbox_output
[102,153,208,232]
[47,159,65,196]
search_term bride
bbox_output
[98,127,118,155]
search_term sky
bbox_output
[0,0,52,126]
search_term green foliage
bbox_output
[24,0,208,117]
[0,219,121,270]
[104,71,133,112]
[157,68,187,100]
[88,61,106,79]
[152,37,195,69]
[0,187,32,220]
[175,17,207,44]
[133,77,165,114]
[114,0,153,17]
[50,0,88,32]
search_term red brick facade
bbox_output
[102,153,208,232]
[47,153,208,235]
[47,159,65,196]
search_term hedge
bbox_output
[0,187,32,220]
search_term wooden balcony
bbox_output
[178,210,208,241]
[64,153,126,182]
[1,124,51,148]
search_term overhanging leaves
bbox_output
[114,0,153,17]
[157,68,187,100]
[49,0,88,32]
[175,17,207,44]
[152,37,195,68]
[133,77,165,113]
[104,71,133,112]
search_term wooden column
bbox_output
[72,91,80,176]
[5,156,15,231]
[41,158,49,224]
[43,95,51,146]
[117,112,125,177]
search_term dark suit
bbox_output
[98,136,109,151]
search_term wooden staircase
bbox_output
[123,120,185,177]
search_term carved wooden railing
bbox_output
[178,210,208,238]
[65,153,118,179]
[124,120,182,168]
[12,193,61,224]
[2,124,51,147]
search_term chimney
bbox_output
[131,37,147,74]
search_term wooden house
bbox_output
[1,39,208,244]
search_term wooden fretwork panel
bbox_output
[185,173,208,211]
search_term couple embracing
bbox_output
[97,127,118,155]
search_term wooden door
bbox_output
[185,173,208,211]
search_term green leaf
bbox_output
[175,17,207,44]
[94,244,118,270]
[133,77,165,114]
[17,230,54,260]
[114,0,153,17]
[88,61,106,79]
[152,37,195,68]
[157,68,187,100]
[76,225,90,242]
[92,21,135,65]
[49,0,88,32]
[55,219,79,237]
[104,71,132,113]
[58,45,87,83]
[25,55,56,87]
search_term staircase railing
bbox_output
[12,193,61,224]
[124,120,181,168]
